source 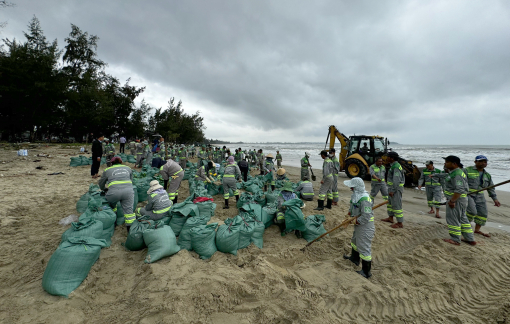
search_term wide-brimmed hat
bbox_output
[266,153,274,158]
[282,181,293,192]
[277,168,286,176]
[147,180,164,194]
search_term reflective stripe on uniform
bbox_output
[124,213,136,224]
[104,164,130,172]
[107,180,132,188]
[154,206,172,214]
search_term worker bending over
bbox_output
[98,157,135,232]
[222,156,241,209]
[160,158,184,204]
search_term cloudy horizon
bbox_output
[3,1,510,145]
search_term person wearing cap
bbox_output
[263,153,276,191]
[343,177,374,278]
[418,161,444,218]
[98,156,135,231]
[275,181,300,237]
[135,140,145,168]
[369,157,388,202]
[257,149,265,175]
[463,155,501,237]
[276,151,283,169]
[295,175,315,201]
[381,151,405,228]
[315,150,334,211]
[160,158,184,204]
[178,145,188,169]
[329,148,340,206]
[136,180,173,220]
[300,152,311,181]
[104,138,115,167]
[91,134,104,178]
[442,155,476,246]
[276,168,289,182]
[222,156,242,209]
[129,139,136,156]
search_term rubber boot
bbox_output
[343,248,360,266]
[223,199,229,209]
[163,180,169,190]
[126,225,131,233]
[277,222,286,236]
[357,260,372,278]
[325,199,332,209]
[173,196,178,204]
[314,200,324,211]
[235,195,240,202]
[295,230,302,239]
[271,185,275,191]
[264,185,267,192]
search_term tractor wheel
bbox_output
[345,159,367,179]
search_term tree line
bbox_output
[0,16,206,143]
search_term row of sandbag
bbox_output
[42,198,119,296]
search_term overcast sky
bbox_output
[3,1,510,144]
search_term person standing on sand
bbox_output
[98,156,135,232]
[135,140,144,168]
[441,155,476,246]
[381,152,405,228]
[258,149,265,175]
[91,134,103,178]
[369,157,388,202]
[276,151,282,169]
[343,177,375,278]
[222,156,242,209]
[314,150,333,211]
[418,161,443,218]
[119,135,126,154]
[129,139,136,156]
[104,138,115,167]
[300,152,311,181]
[329,148,340,206]
[463,155,501,238]
[263,153,276,192]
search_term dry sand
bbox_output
[1,144,510,323]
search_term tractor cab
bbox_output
[347,136,387,166]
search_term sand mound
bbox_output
[1,144,510,323]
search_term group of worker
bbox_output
[93,139,501,280]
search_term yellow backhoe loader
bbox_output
[325,125,420,186]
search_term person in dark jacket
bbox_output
[91,134,104,178]
[238,158,249,182]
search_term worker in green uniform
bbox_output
[276,151,283,169]
[314,150,333,211]
[369,157,388,202]
[463,155,501,237]
[441,155,476,246]
[381,152,405,228]
[418,160,444,218]
[329,148,340,206]
[300,152,311,181]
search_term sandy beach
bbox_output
[1,144,510,324]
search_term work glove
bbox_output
[171,175,178,179]
[206,178,211,183]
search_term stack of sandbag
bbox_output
[193,197,216,218]
[79,198,116,247]
[168,199,200,236]
[216,214,264,255]
[301,214,327,242]
[177,215,209,251]
[124,219,155,251]
[236,192,256,208]
[240,203,273,229]
[61,217,104,242]
[126,155,137,164]
[76,184,103,213]
[42,237,107,296]
[69,157,81,167]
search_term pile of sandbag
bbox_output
[216,214,264,256]
[69,155,106,167]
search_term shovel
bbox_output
[309,167,316,181]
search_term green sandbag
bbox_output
[264,190,281,205]
[262,203,277,228]
[282,198,306,232]
[76,184,102,214]
[80,155,91,165]
[302,215,327,242]
[101,225,115,247]
[127,155,137,164]
[160,216,171,225]
[194,201,216,219]
[124,219,154,251]
[69,157,81,167]
[169,214,187,236]
[190,223,218,260]
[136,179,150,202]
[178,215,209,251]
[216,223,240,256]
[61,217,104,242]
[207,182,220,196]
[171,201,200,217]
[79,198,116,230]
[42,237,107,297]
[237,192,255,208]
[143,225,180,263]
[248,217,264,249]
[245,184,261,194]
[253,191,266,206]
[234,215,254,250]
[236,182,243,189]
[263,172,273,183]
